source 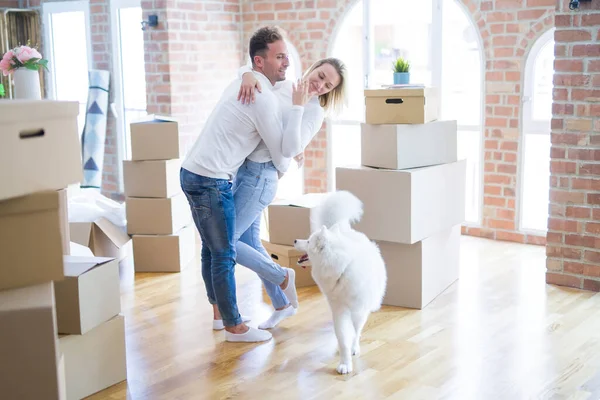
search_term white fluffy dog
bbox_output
[294,190,387,375]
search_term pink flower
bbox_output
[0,50,14,76]
[15,46,42,63]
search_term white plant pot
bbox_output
[13,68,41,100]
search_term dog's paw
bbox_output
[336,363,353,375]
[352,344,360,356]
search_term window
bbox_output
[328,0,483,224]
[111,0,148,191]
[42,1,92,137]
[519,28,554,233]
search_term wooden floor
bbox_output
[90,235,600,400]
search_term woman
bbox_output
[223,58,348,330]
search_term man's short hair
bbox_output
[249,26,284,65]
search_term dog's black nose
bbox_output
[294,240,297,244]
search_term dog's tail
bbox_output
[310,190,363,232]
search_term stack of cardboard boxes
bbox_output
[335,86,467,309]
[0,100,127,399]
[124,116,195,272]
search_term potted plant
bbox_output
[392,57,410,85]
[0,41,48,99]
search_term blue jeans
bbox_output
[180,168,242,327]
[233,159,289,309]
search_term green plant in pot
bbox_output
[392,57,410,85]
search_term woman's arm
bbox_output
[282,99,325,158]
[237,65,262,105]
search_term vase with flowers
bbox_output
[0,41,48,100]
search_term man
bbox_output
[180,26,310,342]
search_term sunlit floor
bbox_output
[89,235,600,400]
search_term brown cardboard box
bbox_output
[261,240,315,287]
[0,190,65,291]
[59,315,127,400]
[0,100,83,201]
[267,193,328,246]
[54,256,121,335]
[364,87,440,125]
[58,188,70,255]
[123,159,181,198]
[132,224,196,272]
[130,116,180,161]
[70,217,131,261]
[335,160,466,245]
[0,282,64,399]
[361,120,458,170]
[126,193,192,235]
[378,225,460,309]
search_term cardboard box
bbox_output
[379,225,460,309]
[361,120,458,170]
[261,240,315,287]
[126,193,191,235]
[54,256,121,335]
[0,190,65,291]
[70,217,131,261]
[267,193,328,246]
[59,315,127,400]
[0,100,83,201]
[58,188,70,255]
[130,116,180,161]
[364,87,440,125]
[123,159,181,198]
[335,160,466,244]
[132,224,196,272]
[0,282,64,399]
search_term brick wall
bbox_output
[142,0,242,155]
[545,0,600,292]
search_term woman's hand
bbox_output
[292,79,311,107]
[238,72,261,104]
[294,152,305,168]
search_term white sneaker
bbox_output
[282,268,299,309]
[213,315,251,330]
[258,306,297,329]
[225,326,272,342]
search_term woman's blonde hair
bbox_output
[302,57,348,116]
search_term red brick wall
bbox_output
[546,0,600,292]
[142,0,242,154]
[241,0,557,244]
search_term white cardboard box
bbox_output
[123,159,181,198]
[361,120,458,170]
[0,282,65,399]
[130,116,180,161]
[132,224,196,272]
[54,256,121,334]
[267,193,328,246]
[0,190,65,291]
[59,315,127,400]
[0,100,83,201]
[379,225,460,309]
[335,160,466,244]
[126,193,191,235]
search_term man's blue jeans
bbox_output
[233,159,289,309]
[180,167,242,327]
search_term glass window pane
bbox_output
[330,123,361,189]
[117,6,148,159]
[49,11,89,134]
[441,1,483,224]
[521,134,550,231]
[532,40,554,122]
[330,1,363,122]
[371,0,432,88]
